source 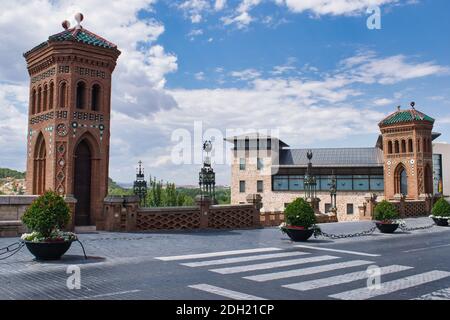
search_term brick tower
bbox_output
[23,14,120,227]
[379,103,435,200]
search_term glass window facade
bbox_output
[272,174,384,191]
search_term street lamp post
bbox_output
[330,170,337,215]
[133,160,148,206]
[304,150,317,199]
[199,140,216,203]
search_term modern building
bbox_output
[226,106,448,221]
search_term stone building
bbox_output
[226,105,448,222]
[23,16,120,228]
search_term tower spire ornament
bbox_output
[74,12,84,30]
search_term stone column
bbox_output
[394,194,406,216]
[246,194,262,227]
[64,194,77,231]
[103,195,124,231]
[364,193,378,220]
[195,195,212,228]
[124,195,139,232]
[419,193,433,214]
[306,197,321,214]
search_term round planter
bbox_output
[24,240,73,261]
[282,227,314,242]
[376,222,399,234]
[432,217,449,227]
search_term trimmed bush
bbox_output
[284,198,316,228]
[22,191,71,239]
[431,198,450,217]
[374,200,400,221]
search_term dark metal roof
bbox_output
[279,147,384,167]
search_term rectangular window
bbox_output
[370,175,384,191]
[239,158,246,170]
[337,176,353,191]
[239,181,246,193]
[257,180,264,193]
[347,203,354,215]
[289,176,304,191]
[273,175,289,191]
[325,203,332,213]
[354,175,369,191]
[257,158,264,170]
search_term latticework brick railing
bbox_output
[260,212,285,227]
[391,200,428,217]
[208,205,257,229]
[136,207,201,230]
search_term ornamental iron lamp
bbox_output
[330,170,337,214]
[199,140,216,202]
[133,160,148,206]
[304,150,317,199]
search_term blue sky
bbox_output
[0,0,449,185]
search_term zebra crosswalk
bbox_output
[156,246,450,300]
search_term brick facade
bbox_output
[23,24,120,228]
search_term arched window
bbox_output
[424,164,433,194]
[59,82,67,108]
[76,81,86,109]
[33,132,46,195]
[394,141,400,154]
[31,89,36,114]
[394,164,408,196]
[91,84,101,111]
[417,139,421,153]
[37,87,42,114]
[388,141,393,154]
[428,139,433,153]
[423,137,428,153]
[401,140,406,153]
[43,84,48,112]
[49,82,54,110]
[408,139,413,153]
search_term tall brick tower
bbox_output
[23,14,120,227]
[379,103,435,200]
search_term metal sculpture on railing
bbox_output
[133,160,147,206]
[304,150,317,199]
[199,140,216,202]
[330,170,337,214]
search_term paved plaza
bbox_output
[1,218,450,300]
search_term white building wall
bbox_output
[433,142,450,198]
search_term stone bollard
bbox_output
[124,195,139,232]
[195,195,212,228]
[103,195,125,231]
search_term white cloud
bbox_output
[278,0,398,16]
[230,69,261,81]
[194,72,205,80]
[222,0,261,28]
[178,0,210,23]
[214,0,227,11]
[373,98,393,106]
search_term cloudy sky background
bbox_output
[0,0,449,185]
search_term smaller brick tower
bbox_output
[23,14,120,227]
[379,103,435,200]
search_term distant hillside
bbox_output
[0,168,25,179]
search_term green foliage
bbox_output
[108,178,133,196]
[21,191,70,239]
[284,198,316,228]
[0,168,25,179]
[432,198,450,217]
[374,200,400,221]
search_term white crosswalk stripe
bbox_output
[155,247,282,261]
[181,251,309,267]
[330,270,450,300]
[283,265,413,291]
[412,287,450,300]
[189,284,267,300]
[244,260,374,282]
[210,255,340,275]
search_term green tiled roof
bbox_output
[24,27,117,57]
[380,108,435,126]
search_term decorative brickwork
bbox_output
[136,208,201,230]
[209,205,256,229]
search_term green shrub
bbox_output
[21,191,71,238]
[374,200,400,221]
[284,198,316,228]
[431,198,450,217]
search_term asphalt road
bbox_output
[1,217,449,300]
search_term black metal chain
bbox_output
[398,221,435,232]
[316,225,377,239]
[0,241,25,261]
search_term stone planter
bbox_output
[24,240,73,261]
[282,227,314,242]
[432,217,449,227]
[376,222,399,234]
